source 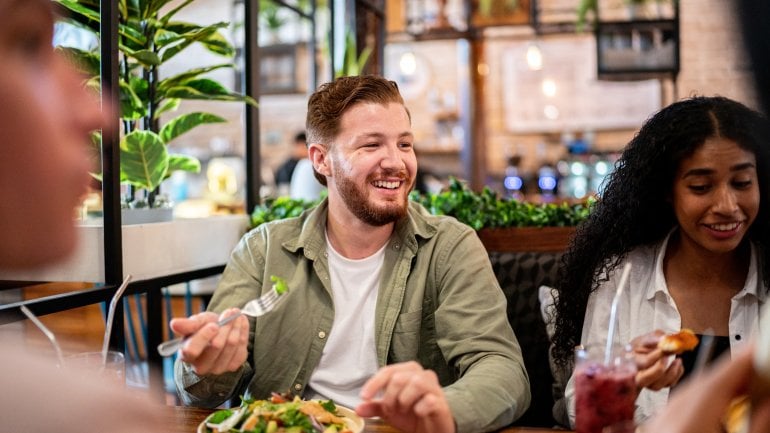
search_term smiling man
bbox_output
[172,75,530,433]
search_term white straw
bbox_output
[21,305,64,366]
[101,274,132,365]
[605,262,632,365]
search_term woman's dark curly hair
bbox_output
[551,96,770,367]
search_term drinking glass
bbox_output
[602,420,639,433]
[575,344,637,433]
[65,350,125,387]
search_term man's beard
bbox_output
[333,165,411,226]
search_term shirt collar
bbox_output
[646,228,764,302]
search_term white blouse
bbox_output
[564,231,766,426]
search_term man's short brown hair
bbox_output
[305,75,409,185]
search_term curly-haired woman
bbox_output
[551,96,770,426]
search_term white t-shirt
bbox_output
[304,234,384,408]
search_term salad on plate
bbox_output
[199,394,361,433]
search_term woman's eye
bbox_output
[688,184,709,193]
[733,179,753,189]
[399,142,413,149]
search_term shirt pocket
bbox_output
[393,309,423,333]
[389,309,423,362]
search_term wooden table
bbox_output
[165,406,572,433]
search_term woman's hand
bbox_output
[631,330,685,391]
[169,308,250,375]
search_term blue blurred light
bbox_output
[538,176,557,191]
[504,176,523,190]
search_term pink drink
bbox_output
[575,358,636,433]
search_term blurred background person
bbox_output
[274,131,307,195]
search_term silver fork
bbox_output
[157,286,285,357]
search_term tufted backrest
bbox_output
[488,251,562,427]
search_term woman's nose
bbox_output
[712,186,739,214]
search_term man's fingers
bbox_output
[178,322,219,363]
[169,312,218,336]
[360,361,421,400]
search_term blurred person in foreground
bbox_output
[551,96,770,426]
[171,75,530,433]
[0,1,163,431]
[642,2,770,433]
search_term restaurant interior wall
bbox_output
[150,0,761,203]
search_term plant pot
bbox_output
[121,208,173,225]
[477,226,576,253]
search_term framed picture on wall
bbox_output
[596,19,679,78]
[259,43,305,95]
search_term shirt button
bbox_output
[294,383,302,391]
[736,334,742,341]
[394,244,400,249]
[318,331,327,339]
[323,252,328,257]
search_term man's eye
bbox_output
[399,142,413,149]
[688,185,709,193]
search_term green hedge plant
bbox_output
[251,177,593,230]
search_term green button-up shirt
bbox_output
[176,200,530,433]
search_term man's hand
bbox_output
[169,308,249,375]
[631,330,684,391]
[355,361,456,433]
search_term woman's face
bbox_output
[0,0,106,268]
[671,137,760,255]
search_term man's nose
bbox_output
[380,143,406,169]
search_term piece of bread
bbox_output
[658,329,699,354]
[722,395,749,433]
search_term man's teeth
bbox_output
[709,222,740,231]
[373,180,400,189]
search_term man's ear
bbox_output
[308,143,331,177]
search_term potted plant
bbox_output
[334,30,372,78]
[55,0,257,223]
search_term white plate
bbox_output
[197,402,364,433]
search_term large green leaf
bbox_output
[164,81,258,107]
[55,46,100,77]
[122,47,162,67]
[120,130,169,191]
[147,0,177,17]
[120,79,147,120]
[154,98,181,119]
[56,0,100,24]
[167,154,201,175]
[119,21,148,49]
[160,22,230,62]
[159,112,226,144]
[154,28,184,49]
[156,64,233,93]
[158,0,196,25]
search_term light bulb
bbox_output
[399,52,417,76]
[526,43,543,70]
